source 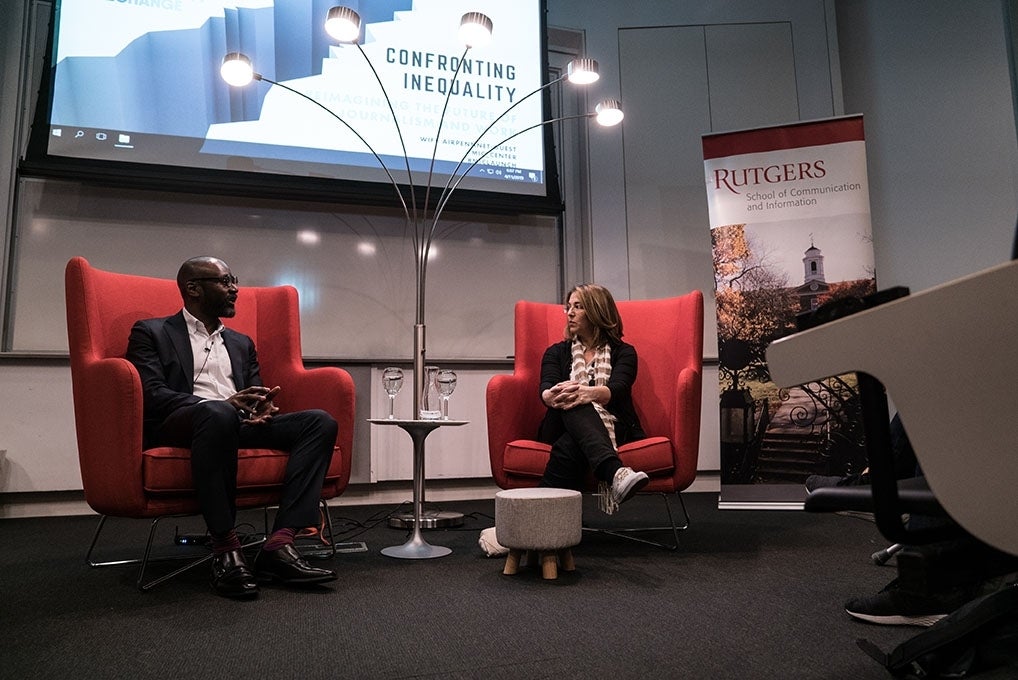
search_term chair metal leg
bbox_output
[85,514,230,591]
[295,498,339,558]
[320,499,337,557]
[86,515,135,568]
[136,515,243,592]
[297,498,370,556]
[270,498,368,557]
[87,513,212,571]
[582,491,691,551]
[87,499,360,591]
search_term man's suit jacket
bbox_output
[126,311,263,443]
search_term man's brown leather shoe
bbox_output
[254,543,337,584]
[210,549,258,599]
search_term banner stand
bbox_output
[702,115,877,509]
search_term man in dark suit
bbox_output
[126,256,338,599]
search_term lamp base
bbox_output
[381,538,451,560]
[388,508,464,529]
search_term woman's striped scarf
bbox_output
[569,338,616,448]
[570,339,624,513]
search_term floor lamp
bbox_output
[220,5,623,527]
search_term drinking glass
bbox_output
[437,369,457,420]
[381,367,404,419]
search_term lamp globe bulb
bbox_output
[459,12,493,48]
[567,58,600,85]
[221,53,254,87]
[595,99,624,127]
[325,6,362,43]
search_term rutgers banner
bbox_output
[702,116,876,509]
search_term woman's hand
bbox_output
[543,380,578,409]
[543,380,607,410]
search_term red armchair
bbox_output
[64,257,355,588]
[486,292,704,548]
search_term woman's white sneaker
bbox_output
[611,466,649,505]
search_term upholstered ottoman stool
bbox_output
[494,488,582,580]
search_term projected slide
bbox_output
[44,0,549,197]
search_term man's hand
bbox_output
[228,385,281,424]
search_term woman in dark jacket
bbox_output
[537,283,649,513]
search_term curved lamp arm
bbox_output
[432,58,600,218]
[430,101,623,234]
[350,43,417,224]
[229,68,413,228]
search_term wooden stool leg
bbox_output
[540,551,559,580]
[503,549,522,575]
[525,550,537,569]
[558,548,575,572]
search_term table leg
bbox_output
[381,423,451,559]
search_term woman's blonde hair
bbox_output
[563,283,623,347]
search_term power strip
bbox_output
[300,541,368,557]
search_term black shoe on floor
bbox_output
[805,472,867,493]
[844,578,966,627]
[254,543,337,585]
[210,549,259,599]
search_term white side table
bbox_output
[368,418,468,559]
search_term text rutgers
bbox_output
[712,160,826,194]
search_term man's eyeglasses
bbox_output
[188,274,238,287]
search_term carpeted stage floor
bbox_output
[1,492,916,679]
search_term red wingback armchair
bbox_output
[65,257,355,586]
[486,292,704,547]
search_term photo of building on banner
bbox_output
[702,116,877,508]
